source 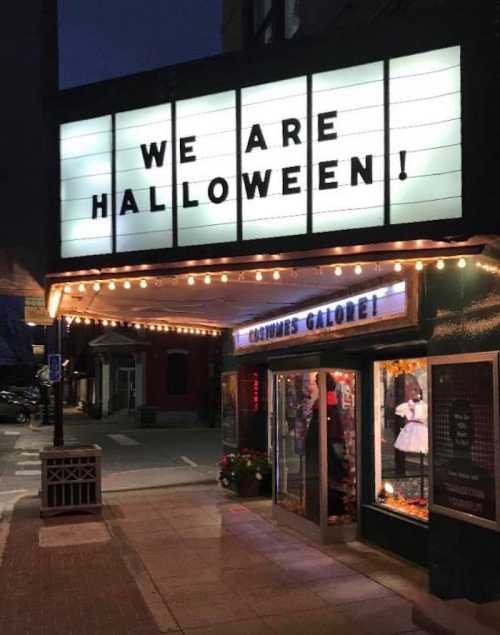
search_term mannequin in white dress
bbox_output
[394,389,428,454]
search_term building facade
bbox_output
[46,1,500,602]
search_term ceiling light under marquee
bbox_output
[458,258,466,269]
[415,261,424,271]
[63,284,72,294]
[93,282,101,292]
[78,283,85,293]
[354,265,362,275]
[255,271,263,281]
[394,262,402,273]
[221,274,229,283]
[188,276,195,286]
[140,279,148,289]
[436,259,445,270]
[334,266,342,277]
[108,281,116,291]
[204,275,211,285]
[123,280,132,289]
[272,271,281,280]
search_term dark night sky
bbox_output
[58,0,222,88]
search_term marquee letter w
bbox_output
[140,141,167,169]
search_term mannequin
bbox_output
[394,388,428,454]
[394,387,428,500]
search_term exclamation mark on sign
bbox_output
[399,150,408,181]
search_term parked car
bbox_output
[0,391,37,424]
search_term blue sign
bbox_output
[48,354,62,383]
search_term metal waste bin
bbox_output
[40,445,102,517]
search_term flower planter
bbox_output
[234,477,260,498]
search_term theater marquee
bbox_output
[60,46,462,258]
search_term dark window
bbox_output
[167,352,188,395]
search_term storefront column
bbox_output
[101,355,111,417]
[134,351,146,408]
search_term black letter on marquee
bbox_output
[306,313,315,330]
[180,136,197,163]
[319,161,338,190]
[150,187,165,212]
[351,155,373,186]
[242,170,272,199]
[316,310,324,329]
[291,317,299,334]
[346,301,356,322]
[358,297,368,320]
[318,111,337,141]
[282,166,301,195]
[92,194,108,219]
[140,141,167,169]
[372,294,378,316]
[335,305,345,324]
[120,189,139,215]
[245,124,268,153]
[208,177,229,204]
[282,118,302,147]
[182,182,199,208]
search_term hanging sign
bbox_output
[233,281,407,351]
[60,46,461,258]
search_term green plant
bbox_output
[218,449,270,489]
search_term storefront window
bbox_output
[374,359,429,521]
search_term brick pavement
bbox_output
[0,485,432,634]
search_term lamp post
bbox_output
[53,316,64,447]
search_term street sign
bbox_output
[48,354,62,383]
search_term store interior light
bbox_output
[27,322,36,327]
[384,482,395,495]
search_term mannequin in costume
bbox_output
[394,388,428,454]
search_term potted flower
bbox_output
[218,449,271,497]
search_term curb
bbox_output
[102,477,216,494]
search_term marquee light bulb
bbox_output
[78,283,85,293]
[75,317,81,324]
[187,276,195,286]
[123,280,131,289]
[84,318,91,325]
[93,282,101,292]
[354,264,362,275]
[134,323,141,330]
[221,274,229,283]
[102,319,109,327]
[108,281,116,291]
[458,258,466,269]
[63,284,72,294]
[256,271,263,281]
[65,316,72,324]
[140,279,148,289]
[394,262,402,273]
[272,270,281,280]
[415,261,424,271]
[150,325,156,331]
[436,259,445,270]
[204,275,211,285]
[111,321,117,327]
[334,266,342,277]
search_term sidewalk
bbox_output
[0,483,438,635]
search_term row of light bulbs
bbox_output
[186,257,468,285]
[65,315,221,337]
[60,256,470,296]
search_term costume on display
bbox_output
[394,397,428,454]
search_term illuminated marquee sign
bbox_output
[60,46,461,258]
[234,281,407,351]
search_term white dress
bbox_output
[394,400,428,454]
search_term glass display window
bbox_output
[374,358,429,522]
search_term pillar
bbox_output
[101,355,111,417]
[134,351,146,408]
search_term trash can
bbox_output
[40,444,102,517]
[137,405,157,427]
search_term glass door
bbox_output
[275,371,321,524]
[272,368,359,538]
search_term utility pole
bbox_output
[52,317,64,447]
